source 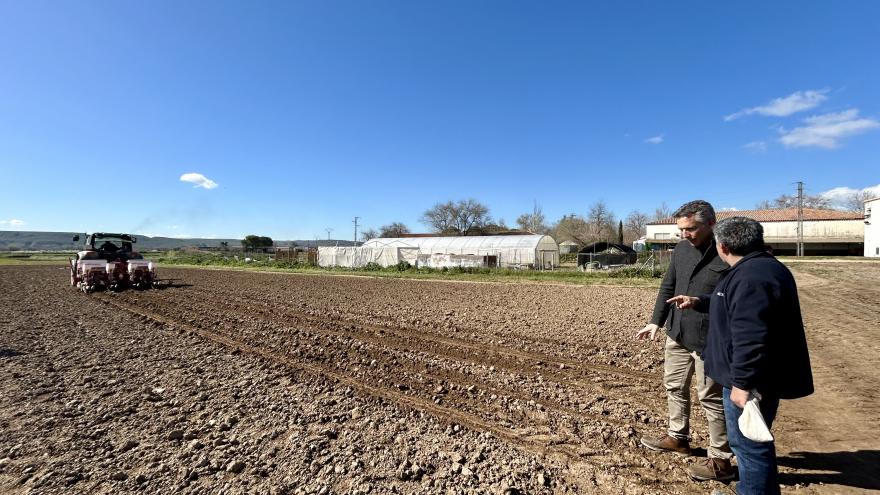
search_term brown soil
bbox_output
[771,262,880,494]
[0,263,876,494]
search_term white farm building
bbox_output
[318,234,559,269]
[646,207,865,255]
[865,197,880,257]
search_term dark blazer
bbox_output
[650,239,728,353]
[701,251,814,400]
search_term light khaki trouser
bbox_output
[664,337,732,459]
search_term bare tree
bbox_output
[754,199,774,209]
[550,214,591,246]
[469,219,510,235]
[587,200,615,241]
[653,202,671,222]
[624,210,649,243]
[516,201,548,233]
[843,190,875,212]
[771,194,830,209]
[421,199,491,235]
[421,201,453,233]
[379,222,410,238]
[360,228,379,242]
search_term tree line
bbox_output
[359,189,867,246]
[359,198,664,246]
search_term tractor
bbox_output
[69,233,157,292]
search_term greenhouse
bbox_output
[318,234,559,269]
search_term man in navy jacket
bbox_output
[669,216,813,494]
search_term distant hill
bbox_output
[0,231,359,251]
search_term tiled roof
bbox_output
[648,208,864,225]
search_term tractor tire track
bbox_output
[137,287,664,422]
[96,295,648,466]
[104,292,652,437]
[176,283,658,382]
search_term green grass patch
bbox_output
[0,252,75,265]
[154,251,664,287]
[0,250,665,286]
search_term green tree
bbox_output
[241,235,273,250]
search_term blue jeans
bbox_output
[723,387,781,494]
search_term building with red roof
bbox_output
[646,208,865,256]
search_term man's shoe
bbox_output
[687,457,736,482]
[639,434,692,456]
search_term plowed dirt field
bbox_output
[1,263,877,494]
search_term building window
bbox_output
[655,233,670,239]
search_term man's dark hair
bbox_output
[714,216,764,255]
[672,200,716,224]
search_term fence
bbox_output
[274,247,317,264]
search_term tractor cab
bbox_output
[70,233,156,292]
[74,233,137,261]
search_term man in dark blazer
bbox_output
[637,200,734,481]
[670,216,813,494]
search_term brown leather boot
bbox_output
[686,457,736,481]
[639,434,692,456]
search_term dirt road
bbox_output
[0,263,877,494]
[772,262,880,493]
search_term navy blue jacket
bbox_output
[700,251,814,399]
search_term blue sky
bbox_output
[1,1,878,240]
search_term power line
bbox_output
[796,181,804,257]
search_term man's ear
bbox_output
[718,242,731,255]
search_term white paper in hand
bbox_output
[738,390,774,442]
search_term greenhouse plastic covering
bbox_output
[318,235,558,269]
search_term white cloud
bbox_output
[742,141,767,153]
[0,219,25,227]
[719,207,739,211]
[180,172,218,189]
[644,135,664,144]
[778,109,879,149]
[725,89,829,121]
[820,184,880,206]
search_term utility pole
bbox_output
[353,216,360,243]
[797,181,804,257]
